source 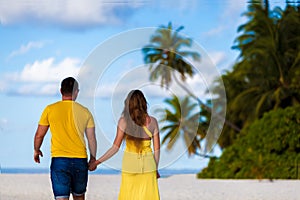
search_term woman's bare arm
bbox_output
[152,118,160,168]
[89,118,125,170]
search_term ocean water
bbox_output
[0,168,200,178]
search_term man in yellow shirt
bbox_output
[33,77,97,200]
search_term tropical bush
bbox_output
[198,106,300,179]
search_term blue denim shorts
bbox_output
[50,157,88,199]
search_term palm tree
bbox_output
[157,95,212,156]
[213,2,300,148]
[142,22,242,155]
[233,2,300,116]
[142,22,200,88]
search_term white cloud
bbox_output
[155,0,198,12]
[13,83,59,96]
[208,51,226,67]
[13,57,80,82]
[0,0,144,29]
[202,0,247,38]
[92,61,218,101]
[0,118,8,126]
[0,81,6,92]
[0,118,8,132]
[223,0,247,19]
[202,26,225,37]
[8,40,50,59]
[94,79,170,100]
[222,0,248,30]
[94,66,161,98]
[2,57,81,96]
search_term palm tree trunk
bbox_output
[263,0,269,15]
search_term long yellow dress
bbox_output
[118,127,160,200]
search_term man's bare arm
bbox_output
[85,127,97,167]
[33,125,49,163]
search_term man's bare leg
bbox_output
[56,198,69,200]
[72,194,85,200]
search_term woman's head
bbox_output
[123,90,148,139]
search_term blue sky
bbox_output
[0,0,286,170]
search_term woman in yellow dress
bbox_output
[90,90,160,200]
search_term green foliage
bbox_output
[198,106,300,179]
[156,95,203,155]
[212,3,300,148]
[143,3,300,160]
[142,22,200,88]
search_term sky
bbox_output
[0,0,287,171]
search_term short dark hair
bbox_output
[61,77,79,96]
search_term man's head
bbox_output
[60,77,79,100]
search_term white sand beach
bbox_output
[0,174,299,200]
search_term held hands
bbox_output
[156,170,161,179]
[88,158,101,171]
[33,149,43,163]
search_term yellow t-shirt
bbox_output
[39,100,95,158]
